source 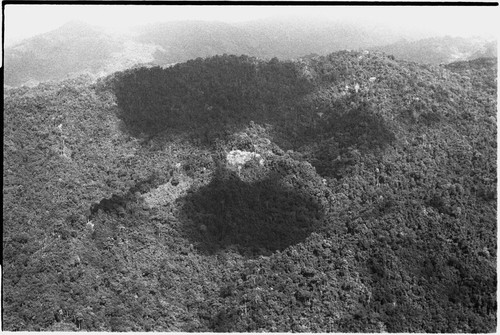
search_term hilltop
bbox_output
[4,21,162,87]
[3,52,497,331]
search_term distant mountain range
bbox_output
[4,19,497,87]
[4,21,163,87]
[370,36,497,65]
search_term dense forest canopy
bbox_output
[108,55,313,136]
[3,51,497,332]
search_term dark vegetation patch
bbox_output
[108,55,313,142]
[106,54,396,180]
[284,98,396,179]
[445,57,498,92]
[87,171,169,220]
[180,159,325,256]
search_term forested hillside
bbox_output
[4,21,162,87]
[3,52,496,331]
[5,21,121,87]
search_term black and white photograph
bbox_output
[2,3,498,332]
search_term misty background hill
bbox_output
[4,19,497,87]
[4,21,163,87]
[370,36,497,65]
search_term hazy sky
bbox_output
[4,4,499,46]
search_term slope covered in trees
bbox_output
[4,21,122,87]
[4,21,162,88]
[107,55,313,137]
[3,52,496,331]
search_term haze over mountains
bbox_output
[4,18,497,87]
[371,36,497,65]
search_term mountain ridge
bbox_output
[5,19,496,87]
[371,35,497,64]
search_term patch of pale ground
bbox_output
[143,174,193,209]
